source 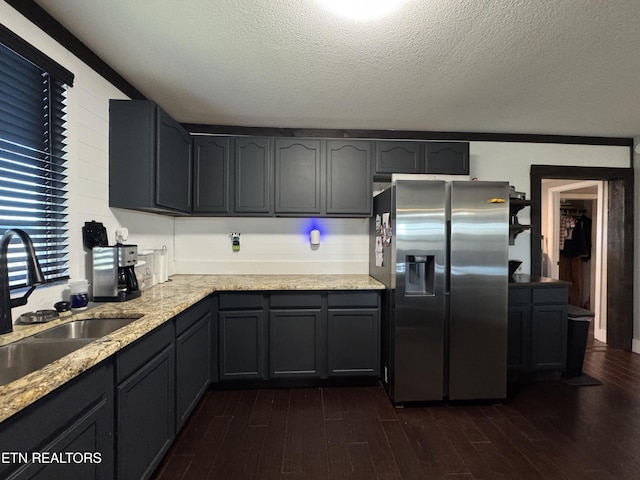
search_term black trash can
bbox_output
[565,305,595,378]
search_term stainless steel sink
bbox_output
[0,316,142,386]
[0,338,93,386]
[32,317,139,340]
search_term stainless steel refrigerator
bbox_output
[370,179,509,403]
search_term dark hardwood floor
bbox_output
[152,337,640,479]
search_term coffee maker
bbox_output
[92,244,141,302]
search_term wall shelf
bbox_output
[509,198,531,245]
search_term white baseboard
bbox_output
[632,338,640,355]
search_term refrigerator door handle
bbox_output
[445,219,451,294]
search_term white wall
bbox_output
[3,1,635,349]
[470,142,629,275]
[174,217,369,274]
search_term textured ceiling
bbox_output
[32,0,640,138]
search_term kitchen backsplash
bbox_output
[173,217,369,274]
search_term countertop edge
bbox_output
[0,274,384,422]
[509,274,571,288]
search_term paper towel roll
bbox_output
[157,246,168,283]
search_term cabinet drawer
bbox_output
[117,321,174,383]
[532,287,567,305]
[328,291,379,308]
[509,288,530,306]
[270,293,322,309]
[218,293,264,310]
[175,297,210,336]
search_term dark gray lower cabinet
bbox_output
[218,293,268,380]
[507,303,530,372]
[116,322,175,480]
[269,293,325,378]
[327,292,380,376]
[0,361,114,480]
[269,310,324,378]
[531,304,568,370]
[508,283,568,375]
[176,300,211,431]
[217,291,381,383]
[0,297,216,480]
[328,310,380,376]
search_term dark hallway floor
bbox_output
[152,336,640,479]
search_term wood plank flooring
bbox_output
[152,338,640,479]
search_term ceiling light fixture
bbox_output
[317,0,406,21]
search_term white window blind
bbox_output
[0,40,71,288]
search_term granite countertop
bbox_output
[0,274,385,422]
[509,274,571,288]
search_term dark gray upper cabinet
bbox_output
[375,141,423,175]
[193,136,231,214]
[274,139,323,214]
[425,142,470,175]
[326,140,373,216]
[157,109,193,212]
[234,137,272,215]
[109,99,192,214]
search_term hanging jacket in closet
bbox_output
[561,215,591,258]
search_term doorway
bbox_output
[541,179,607,343]
[530,165,633,351]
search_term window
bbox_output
[0,30,73,288]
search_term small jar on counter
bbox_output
[69,279,89,310]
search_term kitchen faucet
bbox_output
[0,229,45,334]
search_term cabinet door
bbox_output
[193,136,231,213]
[327,309,380,376]
[234,137,272,214]
[530,304,568,370]
[0,362,114,480]
[219,310,267,380]
[176,313,211,431]
[375,141,423,174]
[326,140,372,216]
[156,107,192,212]
[507,304,530,372]
[274,139,322,214]
[117,343,175,480]
[269,309,324,378]
[425,142,469,175]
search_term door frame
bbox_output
[544,181,607,342]
[531,165,634,350]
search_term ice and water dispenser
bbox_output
[404,255,435,296]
